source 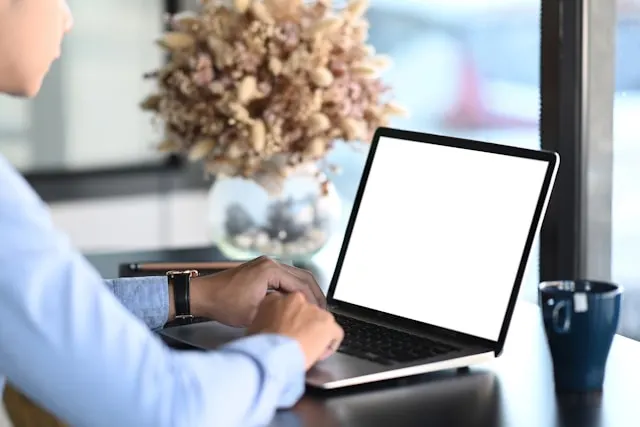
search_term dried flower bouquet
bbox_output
[140,0,405,191]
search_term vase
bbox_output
[208,166,342,262]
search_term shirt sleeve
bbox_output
[103,276,170,330]
[0,156,306,427]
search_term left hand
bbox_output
[188,256,326,327]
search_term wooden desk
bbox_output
[86,247,640,427]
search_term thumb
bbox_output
[319,331,343,361]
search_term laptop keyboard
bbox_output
[334,314,459,365]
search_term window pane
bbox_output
[324,0,542,298]
[0,1,166,172]
[612,1,640,340]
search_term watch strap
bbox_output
[167,270,198,318]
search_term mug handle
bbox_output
[552,300,572,334]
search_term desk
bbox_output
[87,247,640,427]
[267,302,640,427]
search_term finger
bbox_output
[261,290,284,307]
[265,265,318,306]
[279,264,326,308]
[321,323,344,361]
[332,322,345,349]
[319,348,334,361]
[319,336,340,360]
[283,264,326,308]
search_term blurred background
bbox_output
[0,0,637,337]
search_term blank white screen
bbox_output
[333,136,550,342]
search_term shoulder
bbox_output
[0,155,46,211]
[0,155,54,237]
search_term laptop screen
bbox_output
[332,135,552,342]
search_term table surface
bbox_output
[87,246,640,427]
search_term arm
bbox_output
[103,276,170,330]
[0,157,306,427]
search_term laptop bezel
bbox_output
[326,127,559,357]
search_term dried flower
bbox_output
[234,0,251,13]
[142,0,405,185]
[237,75,258,104]
[156,32,196,51]
[189,139,217,161]
[309,67,334,87]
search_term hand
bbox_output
[189,256,326,327]
[247,292,344,370]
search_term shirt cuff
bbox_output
[220,334,306,409]
[104,276,169,330]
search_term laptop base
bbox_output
[159,321,494,390]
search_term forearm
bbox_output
[0,159,306,427]
[0,245,305,427]
[104,275,214,329]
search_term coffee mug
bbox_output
[538,280,622,392]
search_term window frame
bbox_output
[539,0,616,282]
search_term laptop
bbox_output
[160,127,560,389]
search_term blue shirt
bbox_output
[0,155,306,427]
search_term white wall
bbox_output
[48,190,211,253]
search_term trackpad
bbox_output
[306,352,382,385]
[160,321,245,349]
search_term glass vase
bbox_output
[208,166,342,262]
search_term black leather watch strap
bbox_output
[167,270,198,318]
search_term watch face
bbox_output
[166,269,199,277]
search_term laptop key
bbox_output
[334,314,459,364]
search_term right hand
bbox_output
[247,292,344,370]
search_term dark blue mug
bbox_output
[538,280,623,392]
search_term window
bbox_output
[0,0,166,172]
[179,0,545,295]
[612,0,640,340]
[322,0,543,297]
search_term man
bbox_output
[0,1,344,426]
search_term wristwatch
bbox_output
[166,269,199,319]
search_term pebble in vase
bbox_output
[209,172,342,262]
[227,196,330,257]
